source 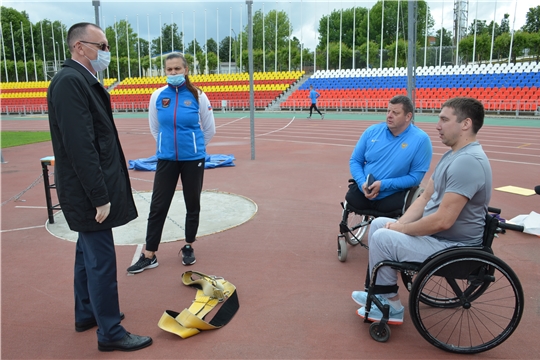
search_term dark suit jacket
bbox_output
[47,59,137,232]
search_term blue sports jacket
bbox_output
[149,83,215,161]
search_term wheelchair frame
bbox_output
[337,185,424,262]
[362,207,524,354]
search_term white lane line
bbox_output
[254,117,296,138]
[1,225,45,233]
[131,244,144,265]
[15,206,47,209]
[216,116,247,128]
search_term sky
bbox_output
[2,0,538,51]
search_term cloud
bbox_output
[3,0,538,52]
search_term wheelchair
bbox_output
[337,182,424,262]
[362,207,525,354]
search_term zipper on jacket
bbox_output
[192,132,197,153]
[174,87,179,160]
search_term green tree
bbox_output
[358,41,380,68]
[433,27,453,47]
[529,31,540,62]
[500,13,510,34]
[385,39,409,68]
[1,7,30,62]
[468,19,489,36]
[206,51,218,73]
[218,36,232,62]
[205,38,217,54]
[521,5,540,33]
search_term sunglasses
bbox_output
[80,40,110,51]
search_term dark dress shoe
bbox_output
[98,332,153,352]
[75,312,125,332]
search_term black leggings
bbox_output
[145,158,205,251]
[309,103,322,116]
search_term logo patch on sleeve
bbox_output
[162,98,171,108]
[208,104,213,111]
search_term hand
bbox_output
[363,180,381,200]
[385,220,405,233]
[95,202,111,223]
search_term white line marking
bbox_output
[1,225,45,233]
[15,206,47,209]
[131,244,143,265]
[216,116,247,128]
[254,117,296,138]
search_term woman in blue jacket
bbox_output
[128,52,216,273]
[308,85,324,119]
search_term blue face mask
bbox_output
[89,50,111,72]
[167,74,186,86]
[82,42,111,72]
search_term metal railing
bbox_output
[2,98,538,116]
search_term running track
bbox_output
[1,111,539,359]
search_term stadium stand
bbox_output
[281,62,540,114]
[109,71,304,111]
[2,64,538,115]
[1,78,116,114]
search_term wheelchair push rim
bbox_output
[409,249,524,354]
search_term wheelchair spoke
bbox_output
[410,250,523,354]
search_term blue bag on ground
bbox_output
[129,154,235,171]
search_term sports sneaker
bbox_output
[181,244,196,265]
[321,114,324,119]
[357,299,404,325]
[352,291,389,307]
[351,291,368,306]
[307,116,311,119]
[127,254,158,274]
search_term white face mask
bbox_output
[88,50,111,72]
[82,42,111,72]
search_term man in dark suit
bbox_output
[47,22,152,352]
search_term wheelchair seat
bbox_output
[362,208,525,353]
[337,184,423,262]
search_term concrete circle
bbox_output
[46,190,258,245]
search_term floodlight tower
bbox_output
[454,0,468,48]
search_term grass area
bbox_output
[1,131,51,148]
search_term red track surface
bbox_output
[2,114,539,358]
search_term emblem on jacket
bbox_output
[162,98,171,108]
[184,100,192,106]
[401,143,408,149]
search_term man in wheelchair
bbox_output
[345,95,432,215]
[353,97,492,326]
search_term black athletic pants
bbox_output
[345,180,407,214]
[309,103,322,116]
[145,158,205,251]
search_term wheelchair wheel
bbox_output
[369,322,391,342]
[409,249,524,354]
[337,235,348,262]
[342,209,370,246]
[416,266,493,308]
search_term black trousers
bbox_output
[74,229,125,342]
[309,103,322,116]
[345,180,407,214]
[145,158,205,251]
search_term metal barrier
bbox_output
[280,98,539,116]
[1,99,538,116]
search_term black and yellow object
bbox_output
[158,271,239,338]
